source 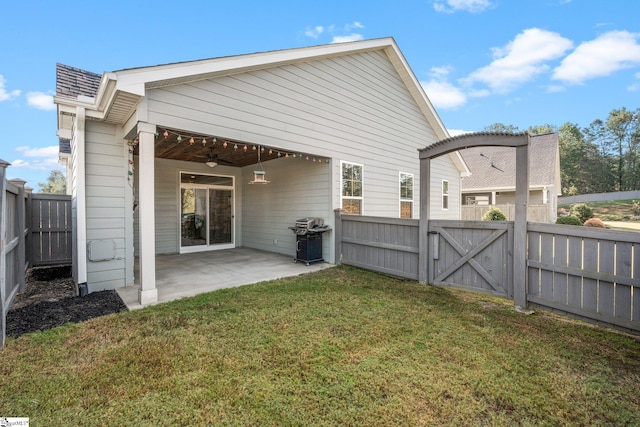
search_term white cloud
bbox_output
[345,21,364,31]
[16,145,59,157]
[552,31,640,84]
[332,34,364,44]
[26,91,55,111]
[305,26,324,39]
[421,66,467,109]
[11,146,61,171]
[305,22,365,43]
[422,80,467,109]
[0,74,21,102]
[464,28,573,93]
[433,0,493,14]
[546,85,566,93]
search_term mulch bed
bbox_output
[6,267,128,339]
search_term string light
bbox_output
[155,128,328,165]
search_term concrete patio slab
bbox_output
[117,247,331,310]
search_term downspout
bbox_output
[75,107,88,294]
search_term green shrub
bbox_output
[583,218,607,228]
[556,215,582,226]
[482,206,507,221]
[632,200,640,216]
[570,203,594,223]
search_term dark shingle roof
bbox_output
[460,132,559,189]
[56,63,101,99]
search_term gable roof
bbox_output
[56,63,101,99]
[459,132,560,191]
[55,38,451,141]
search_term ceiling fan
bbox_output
[202,148,234,168]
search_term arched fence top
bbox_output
[419,132,530,160]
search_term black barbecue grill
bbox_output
[289,217,330,265]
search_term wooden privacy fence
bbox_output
[461,204,549,223]
[1,162,28,347]
[335,212,419,280]
[335,212,639,333]
[1,159,72,346]
[527,223,639,332]
[29,193,72,266]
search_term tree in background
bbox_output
[38,170,66,194]
[483,123,521,133]
[483,106,639,195]
[604,108,639,191]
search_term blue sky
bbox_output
[1,0,639,188]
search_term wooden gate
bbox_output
[428,220,513,298]
[29,193,72,266]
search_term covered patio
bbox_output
[117,247,331,309]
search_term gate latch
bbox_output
[428,231,438,235]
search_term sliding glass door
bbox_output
[180,173,234,252]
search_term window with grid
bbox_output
[442,180,449,210]
[341,161,363,215]
[399,172,413,218]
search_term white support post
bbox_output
[137,123,158,305]
[513,143,529,308]
[75,107,88,290]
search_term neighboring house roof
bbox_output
[56,63,101,99]
[459,132,560,191]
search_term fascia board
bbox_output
[383,43,449,142]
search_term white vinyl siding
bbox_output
[399,172,413,219]
[241,157,332,262]
[84,121,128,291]
[134,157,244,255]
[429,155,461,220]
[146,50,440,221]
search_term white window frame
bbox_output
[178,171,236,253]
[399,172,414,219]
[340,160,364,215]
[442,179,449,210]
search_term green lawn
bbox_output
[1,266,639,426]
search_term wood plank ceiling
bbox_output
[135,127,301,168]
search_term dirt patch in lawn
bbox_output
[6,266,128,339]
